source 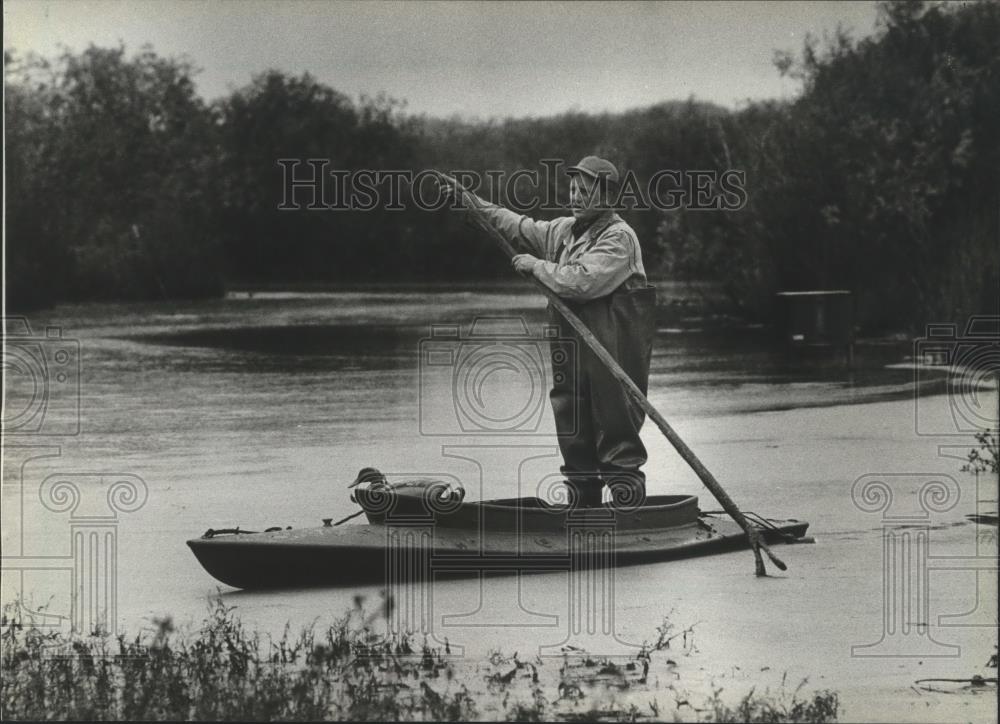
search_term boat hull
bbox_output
[187,512,810,590]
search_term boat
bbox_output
[187,470,811,589]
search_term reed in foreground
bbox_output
[1,596,838,722]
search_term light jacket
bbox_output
[478,203,647,302]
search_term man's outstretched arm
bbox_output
[438,175,556,259]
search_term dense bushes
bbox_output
[5,46,224,304]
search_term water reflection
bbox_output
[10,286,944,438]
[127,324,419,372]
[115,311,923,413]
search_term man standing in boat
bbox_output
[439,158,657,508]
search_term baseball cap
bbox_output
[566,156,620,185]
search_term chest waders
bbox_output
[547,282,657,507]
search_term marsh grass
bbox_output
[704,681,840,724]
[1,596,474,721]
[2,596,838,722]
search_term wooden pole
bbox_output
[436,171,787,576]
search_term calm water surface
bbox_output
[0,285,943,609]
[4,287,995,721]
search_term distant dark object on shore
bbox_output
[776,290,854,367]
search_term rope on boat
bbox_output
[202,525,291,539]
[202,527,257,538]
[331,509,366,526]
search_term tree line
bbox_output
[5,0,997,332]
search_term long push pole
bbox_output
[436,172,787,576]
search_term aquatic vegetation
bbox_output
[703,682,840,723]
[961,429,999,476]
[1,596,474,721]
[1,596,839,722]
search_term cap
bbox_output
[566,156,620,185]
